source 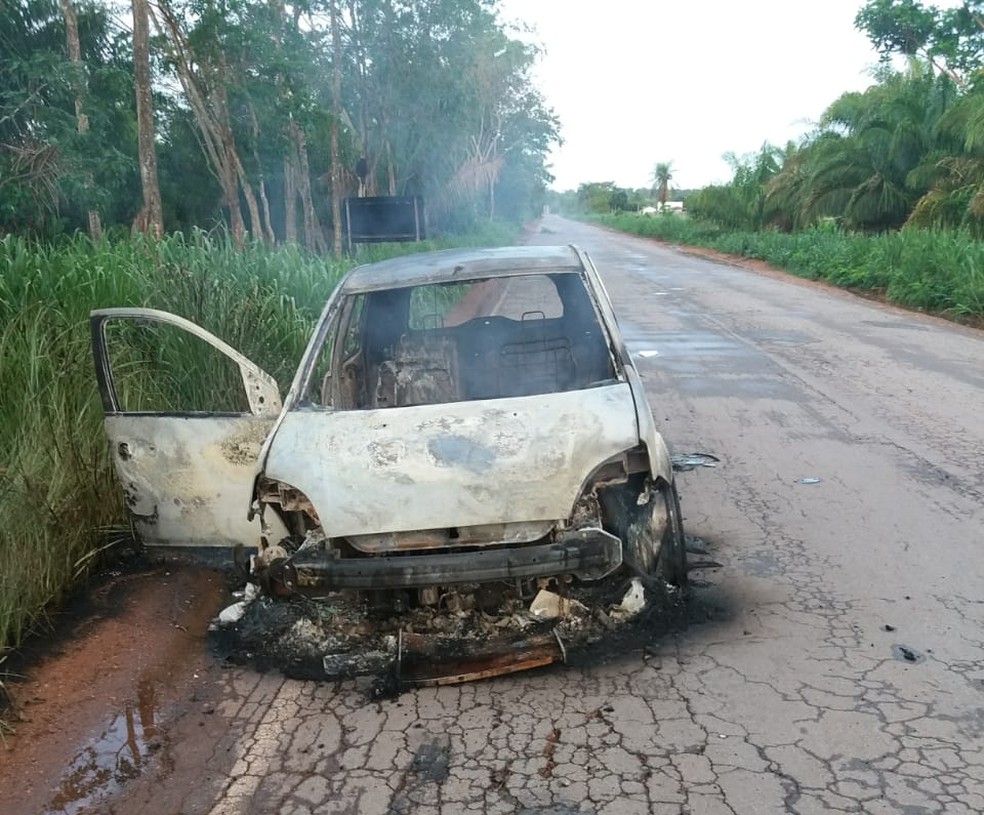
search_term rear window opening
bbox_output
[307,272,618,409]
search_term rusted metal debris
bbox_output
[216,572,674,688]
[323,630,567,688]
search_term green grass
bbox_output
[593,213,984,318]
[0,222,518,663]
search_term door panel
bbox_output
[91,308,288,548]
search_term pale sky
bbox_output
[496,0,908,191]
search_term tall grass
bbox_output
[0,223,517,660]
[594,214,984,318]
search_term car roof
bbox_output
[338,245,585,293]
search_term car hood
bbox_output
[261,383,640,537]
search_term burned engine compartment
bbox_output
[214,569,684,692]
[228,452,681,689]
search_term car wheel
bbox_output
[655,481,688,587]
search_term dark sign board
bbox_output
[343,196,425,248]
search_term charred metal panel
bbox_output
[575,250,673,484]
[105,414,288,547]
[283,528,622,591]
[333,246,583,294]
[347,521,555,553]
[397,632,566,686]
[262,384,640,538]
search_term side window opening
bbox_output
[305,294,364,408]
[335,294,367,409]
[104,319,251,413]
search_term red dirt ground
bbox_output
[0,566,227,815]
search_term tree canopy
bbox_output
[0,0,560,243]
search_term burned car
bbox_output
[91,245,686,683]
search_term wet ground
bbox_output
[0,566,227,815]
[3,215,984,814]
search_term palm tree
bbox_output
[907,89,984,234]
[799,65,955,231]
[651,162,674,207]
[764,141,811,230]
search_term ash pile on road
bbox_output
[208,576,693,688]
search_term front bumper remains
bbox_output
[278,527,623,593]
[323,630,568,689]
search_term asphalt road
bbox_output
[82,216,984,814]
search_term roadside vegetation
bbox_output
[593,214,984,317]
[558,1,984,320]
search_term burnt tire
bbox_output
[606,478,687,586]
[656,481,688,588]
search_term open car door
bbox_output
[91,308,288,551]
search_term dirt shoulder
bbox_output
[0,566,227,815]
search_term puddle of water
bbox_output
[44,677,162,815]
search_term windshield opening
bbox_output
[306,272,617,409]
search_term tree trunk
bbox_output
[247,100,276,243]
[235,151,264,242]
[386,138,397,195]
[329,0,344,258]
[60,0,102,239]
[347,0,374,197]
[222,160,246,245]
[291,121,326,253]
[215,79,262,242]
[152,0,250,247]
[283,153,298,244]
[131,0,163,238]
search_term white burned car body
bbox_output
[92,245,686,614]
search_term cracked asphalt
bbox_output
[61,217,984,814]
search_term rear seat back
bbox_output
[374,333,459,408]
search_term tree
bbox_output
[763,142,811,230]
[793,65,955,230]
[856,0,984,87]
[329,0,344,257]
[1,0,560,242]
[690,145,782,230]
[906,87,984,232]
[132,0,163,237]
[651,161,674,207]
[332,0,558,229]
[1,0,137,236]
[152,0,277,246]
[575,181,616,214]
[58,0,102,239]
